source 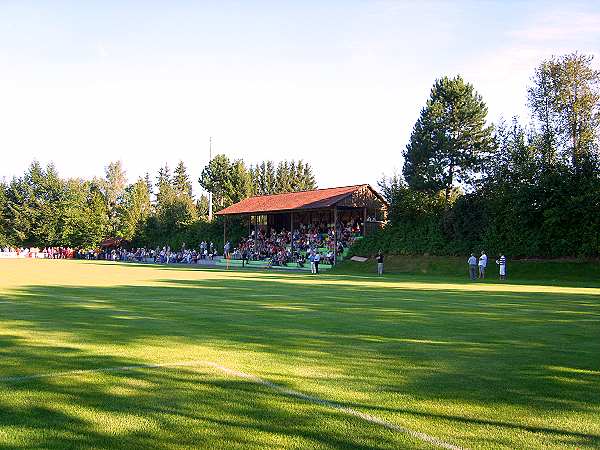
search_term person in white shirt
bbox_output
[467,253,477,280]
[478,251,488,279]
[313,252,321,274]
[309,251,315,274]
[496,254,507,280]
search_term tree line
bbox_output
[0,157,317,250]
[2,52,598,259]
[352,53,600,258]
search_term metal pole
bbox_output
[208,137,213,222]
[333,206,338,265]
[290,212,294,255]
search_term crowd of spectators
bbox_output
[76,241,219,264]
[2,219,362,268]
[0,246,75,258]
[230,219,362,267]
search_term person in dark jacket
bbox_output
[376,251,384,276]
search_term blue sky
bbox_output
[1,1,599,192]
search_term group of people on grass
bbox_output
[3,242,512,282]
[0,246,75,259]
[93,242,218,264]
[467,252,507,280]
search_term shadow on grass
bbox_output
[1,273,599,448]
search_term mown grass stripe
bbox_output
[1,360,464,450]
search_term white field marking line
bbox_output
[0,360,465,450]
[203,361,465,450]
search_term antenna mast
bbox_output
[208,137,213,221]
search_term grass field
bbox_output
[1,259,599,449]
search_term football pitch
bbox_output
[0,259,598,449]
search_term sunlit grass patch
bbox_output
[0,259,599,449]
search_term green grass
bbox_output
[337,254,600,283]
[0,259,599,449]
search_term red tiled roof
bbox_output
[216,184,379,215]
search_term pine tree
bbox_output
[101,161,127,237]
[144,172,153,201]
[275,161,290,193]
[403,75,494,204]
[301,161,317,190]
[173,160,193,197]
[265,161,276,194]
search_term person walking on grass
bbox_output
[468,253,477,280]
[496,254,507,280]
[478,251,487,279]
[376,251,384,276]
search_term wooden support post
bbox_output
[333,206,338,265]
[223,217,227,248]
[290,212,294,255]
[254,215,258,238]
[363,207,367,237]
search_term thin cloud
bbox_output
[508,10,600,42]
[97,43,108,58]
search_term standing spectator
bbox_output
[313,252,320,274]
[309,251,315,274]
[478,251,487,279]
[467,253,477,280]
[496,254,507,280]
[376,251,384,276]
[224,241,231,258]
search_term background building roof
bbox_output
[216,184,387,215]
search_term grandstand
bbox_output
[215,184,388,271]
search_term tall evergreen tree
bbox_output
[265,161,276,194]
[300,161,317,191]
[144,172,153,201]
[250,159,317,194]
[173,160,193,197]
[101,161,127,236]
[275,161,291,193]
[0,181,8,246]
[156,164,171,191]
[403,75,494,203]
[5,162,65,246]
